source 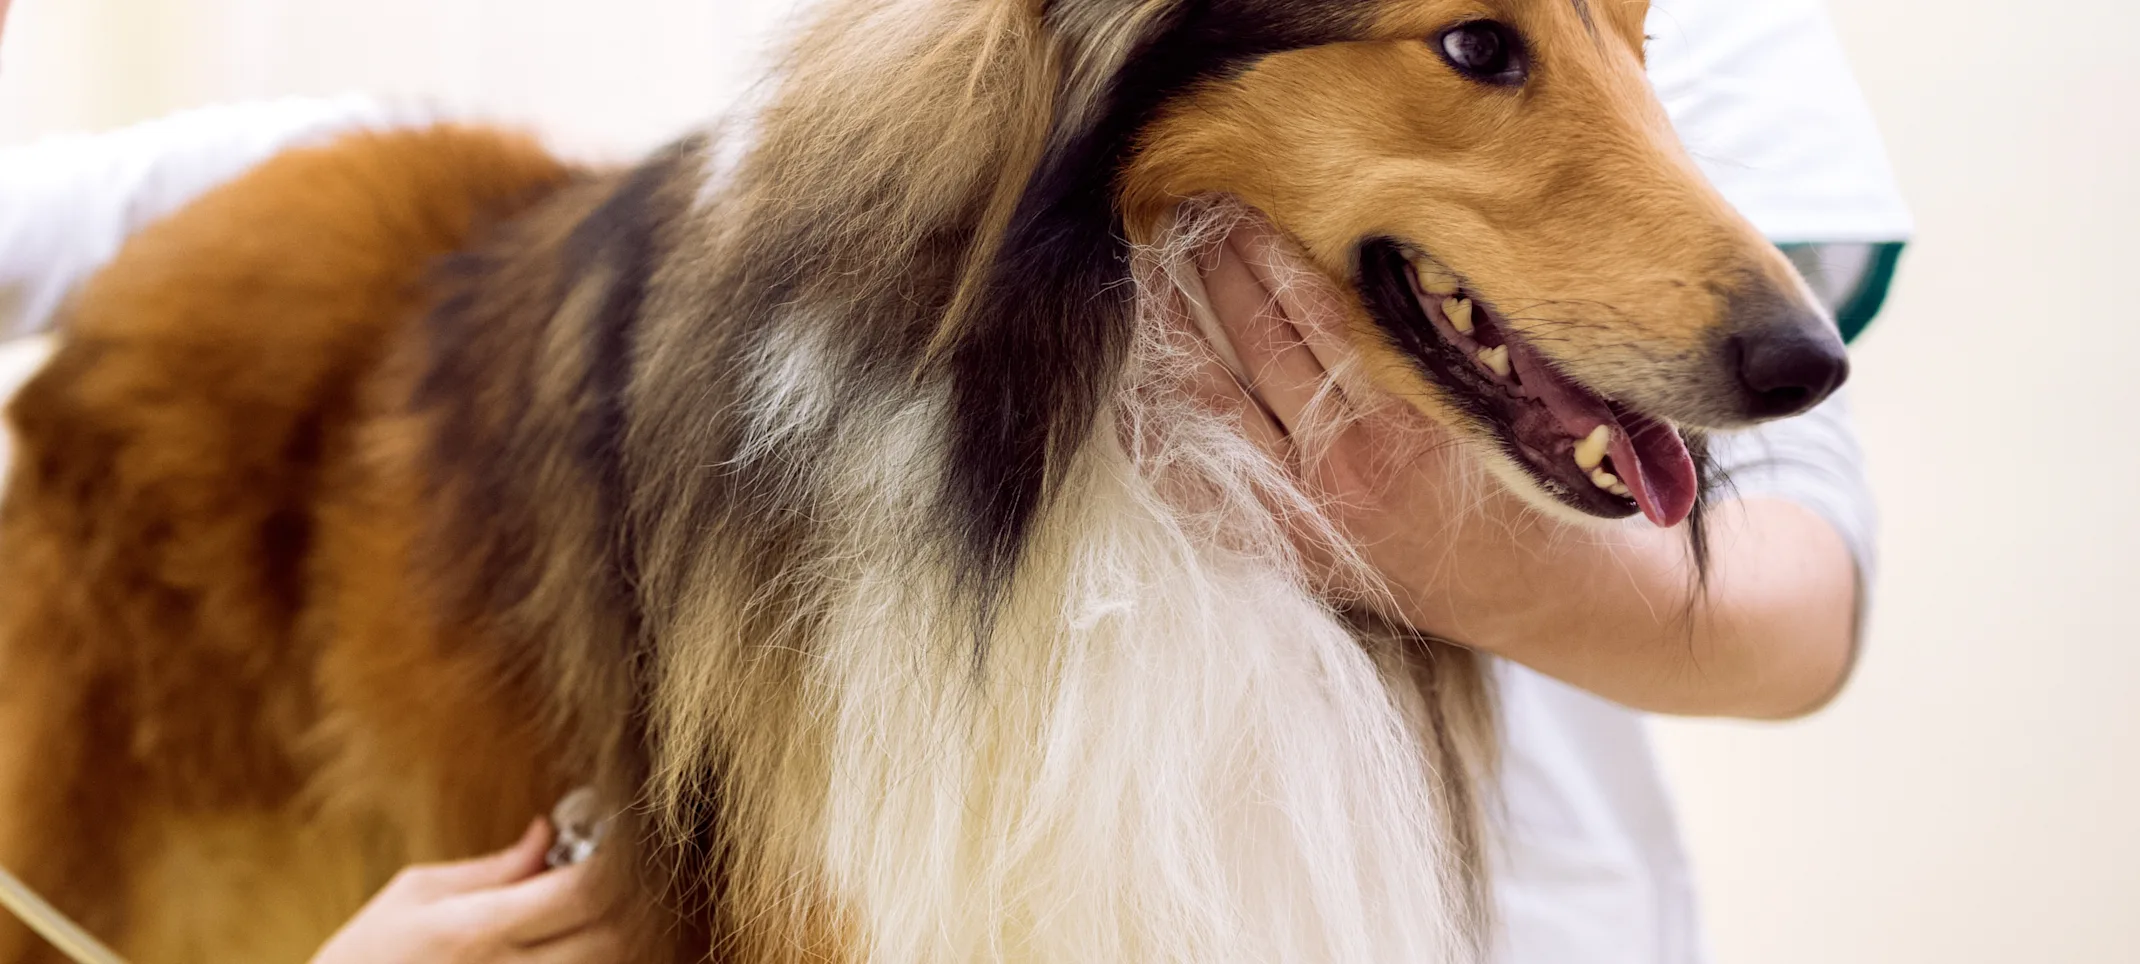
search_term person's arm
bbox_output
[1409,493,1859,720]
[1195,226,1867,719]
[1375,387,1874,720]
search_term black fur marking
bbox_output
[1684,431,1720,586]
[1569,0,1597,37]
[559,142,697,639]
[417,256,544,621]
[942,0,1367,644]
[415,144,697,658]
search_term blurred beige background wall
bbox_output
[0,0,799,156]
[1648,2,2140,961]
[4,1,2134,961]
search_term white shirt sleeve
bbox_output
[0,95,423,338]
[1647,0,1914,243]
[0,334,52,481]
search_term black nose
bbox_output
[1728,326,1850,419]
[1717,274,1852,421]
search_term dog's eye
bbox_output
[1438,21,1527,86]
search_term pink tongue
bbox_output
[1506,342,1699,529]
[1605,406,1698,528]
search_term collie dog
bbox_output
[0,0,1845,961]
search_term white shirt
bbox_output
[0,4,1903,961]
[1647,0,1913,244]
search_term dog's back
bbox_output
[0,125,599,963]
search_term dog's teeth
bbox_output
[1414,260,1462,296]
[1573,425,1611,471]
[1609,483,1632,498]
[1477,344,1510,377]
[1590,468,1620,491]
[1444,297,1475,335]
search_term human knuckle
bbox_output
[387,866,433,892]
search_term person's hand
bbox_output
[310,819,627,964]
[1186,214,1560,633]
[1186,214,1858,718]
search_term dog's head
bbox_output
[921,0,1847,591]
[1095,0,1841,528]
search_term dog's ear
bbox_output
[933,1,1354,636]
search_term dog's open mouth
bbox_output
[1356,239,1699,528]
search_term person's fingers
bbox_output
[448,860,609,947]
[1203,232,1332,441]
[396,819,551,899]
[1171,235,1294,460]
[1231,224,1372,400]
[1182,322,1294,460]
[1228,218,1467,488]
[519,924,631,964]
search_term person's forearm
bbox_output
[1395,497,1860,719]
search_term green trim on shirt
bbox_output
[1834,242,1904,344]
[1780,241,1907,345]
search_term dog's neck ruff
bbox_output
[676,185,1487,961]
[804,424,1479,962]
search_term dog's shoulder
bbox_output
[16,124,576,439]
[0,125,581,690]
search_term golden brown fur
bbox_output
[0,126,598,962]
